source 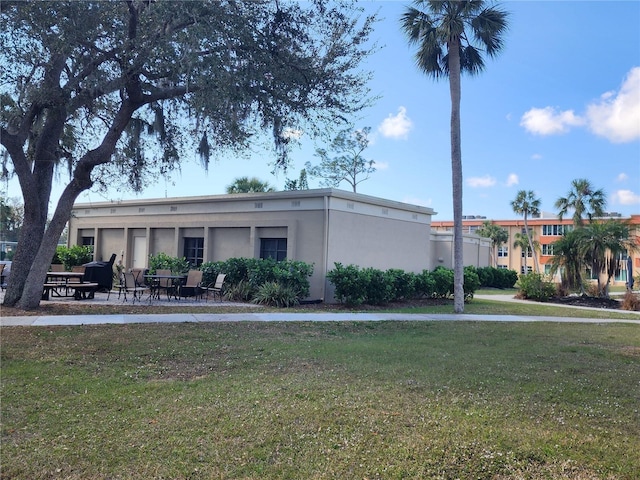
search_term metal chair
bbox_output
[203,273,226,302]
[178,270,203,300]
[122,271,149,303]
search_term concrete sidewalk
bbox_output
[2,293,639,327]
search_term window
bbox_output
[260,238,287,261]
[521,249,533,258]
[521,266,533,274]
[497,264,508,269]
[183,237,204,267]
[542,224,572,236]
[542,244,554,256]
[497,246,508,257]
[81,236,95,255]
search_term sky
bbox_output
[5,0,640,221]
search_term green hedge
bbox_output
[200,257,314,304]
[327,263,483,306]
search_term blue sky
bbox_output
[6,1,640,220]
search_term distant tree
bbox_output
[513,231,539,275]
[401,0,509,313]
[555,178,606,227]
[283,169,309,191]
[476,220,508,268]
[226,177,275,194]
[305,127,375,193]
[511,190,541,273]
[1,1,376,309]
[0,196,23,242]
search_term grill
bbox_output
[83,253,116,291]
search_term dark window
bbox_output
[260,238,287,261]
[184,237,204,267]
[81,237,95,255]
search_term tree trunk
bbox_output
[448,37,464,313]
[523,213,540,273]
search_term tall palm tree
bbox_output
[513,231,539,275]
[401,1,509,313]
[555,178,606,227]
[476,220,508,268]
[511,190,541,273]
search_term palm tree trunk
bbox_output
[448,36,464,313]
[523,214,540,273]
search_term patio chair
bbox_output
[203,273,226,302]
[122,271,149,304]
[178,270,203,300]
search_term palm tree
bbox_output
[555,178,606,227]
[476,220,508,268]
[579,220,635,297]
[513,231,539,275]
[549,229,585,294]
[511,190,541,273]
[226,177,275,194]
[401,1,509,313]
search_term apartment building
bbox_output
[432,213,640,286]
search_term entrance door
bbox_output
[132,236,147,269]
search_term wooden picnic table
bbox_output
[43,271,99,300]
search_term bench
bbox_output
[42,282,100,301]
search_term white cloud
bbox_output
[520,107,585,135]
[373,160,389,171]
[506,173,519,186]
[612,189,640,205]
[531,153,543,160]
[586,67,640,143]
[617,173,629,182]
[467,175,496,188]
[378,106,413,139]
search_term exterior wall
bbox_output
[429,232,491,270]
[68,189,436,302]
[432,214,640,285]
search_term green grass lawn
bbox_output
[2,321,639,479]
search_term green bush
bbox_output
[463,266,481,299]
[252,281,300,307]
[148,253,190,275]
[55,245,93,270]
[432,266,454,298]
[494,268,518,289]
[327,263,367,306]
[385,269,417,300]
[361,267,393,305]
[414,270,436,298]
[517,273,556,301]
[200,257,313,303]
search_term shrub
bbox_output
[432,266,454,298]
[55,245,94,270]
[148,253,190,274]
[414,270,436,298]
[476,266,494,288]
[463,266,481,299]
[273,260,314,299]
[225,280,253,302]
[327,263,366,306]
[252,281,299,307]
[385,269,417,301]
[621,291,640,311]
[495,268,518,289]
[517,273,556,301]
[361,267,393,305]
